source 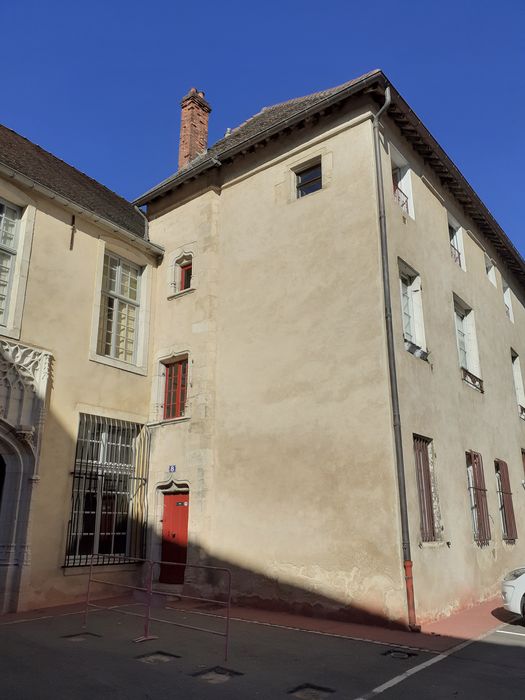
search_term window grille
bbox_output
[64,413,149,567]
[495,460,518,542]
[466,451,491,546]
[413,435,439,542]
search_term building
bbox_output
[1,70,525,627]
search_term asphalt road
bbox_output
[0,604,523,699]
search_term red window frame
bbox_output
[163,358,188,419]
[180,261,192,291]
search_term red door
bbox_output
[159,492,189,584]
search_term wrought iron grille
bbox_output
[64,413,150,567]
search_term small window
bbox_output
[454,296,482,391]
[511,350,525,419]
[495,460,518,543]
[97,253,141,364]
[172,253,194,295]
[484,254,497,286]
[413,435,441,542]
[296,163,322,198]
[466,451,491,546]
[163,357,188,420]
[180,260,192,291]
[399,261,427,358]
[448,221,465,270]
[502,279,514,322]
[390,145,414,218]
[0,198,21,326]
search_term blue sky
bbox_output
[2,1,524,251]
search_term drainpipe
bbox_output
[372,86,419,632]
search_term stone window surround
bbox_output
[89,238,152,376]
[167,243,196,300]
[0,180,37,341]
[150,347,192,423]
[286,149,333,204]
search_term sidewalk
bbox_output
[1,594,511,654]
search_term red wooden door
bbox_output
[159,493,189,584]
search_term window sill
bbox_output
[148,415,191,428]
[404,339,429,362]
[460,367,484,393]
[0,325,22,341]
[418,539,447,549]
[89,352,147,376]
[168,287,196,301]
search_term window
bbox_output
[495,460,518,542]
[502,279,514,322]
[399,261,427,358]
[390,145,414,218]
[65,414,148,566]
[180,260,192,291]
[97,253,140,364]
[454,297,482,391]
[0,198,20,326]
[413,435,441,542]
[484,254,497,286]
[296,162,322,198]
[466,451,491,546]
[448,220,465,270]
[163,357,188,419]
[511,350,525,419]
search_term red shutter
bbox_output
[413,435,436,541]
[497,460,518,541]
[471,451,491,546]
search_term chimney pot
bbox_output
[178,87,212,169]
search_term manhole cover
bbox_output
[288,684,335,699]
[382,649,418,660]
[61,633,101,642]
[137,651,181,664]
[192,666,243,684]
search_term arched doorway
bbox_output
[0,424,35,613]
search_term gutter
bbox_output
[0,162,164,259]
[372,86,419,632]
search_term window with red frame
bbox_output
[180,261,192,291]
[163,358,188,419]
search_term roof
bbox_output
[0,124,147,239]
[135,70,525,286]
[135,69,382,204]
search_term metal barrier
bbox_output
[84,556,232,660]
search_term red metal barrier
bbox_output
[84,556,232,660]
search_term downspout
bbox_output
[372,86,419,632]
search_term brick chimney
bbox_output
[178,88,212,169]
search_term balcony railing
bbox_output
[461,367,484,393]
[518,404,525,420]
[450,243,462,267]
[393,186,409,214]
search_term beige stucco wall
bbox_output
[0,179,156,611]
[147,109,408,624]
[383,122,525,622]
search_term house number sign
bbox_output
[168,464,177,473]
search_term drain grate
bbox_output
[137,651,181,664]
[192,666,243,684]
[288,684,335,699]
[61,633,101,642]
[382,649,418,660]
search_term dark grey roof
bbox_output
[0,124,146,238]
[135,69,382,205]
